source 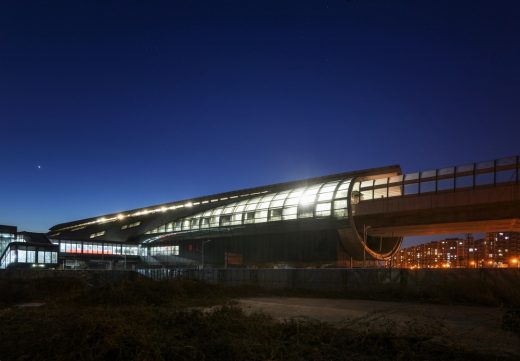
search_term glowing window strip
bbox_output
[50,185,286,232]
[146,178,353,234]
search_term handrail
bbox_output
[357,156,519,201]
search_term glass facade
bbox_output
[149,245,180,256]
[355,156,519,201]
[0,231,16,256]
[146,178,352,234]
[0,244,58,269]
[56,240,139,256]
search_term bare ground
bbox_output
[237,297,520,358]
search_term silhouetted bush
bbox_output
[0,305,510,361]
[0,275,518,360]
[0,277,85,306]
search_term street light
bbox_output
[511,258,519,268]
[201,240,212,269]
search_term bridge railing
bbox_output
[357,156,519,201]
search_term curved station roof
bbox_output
[48,165,401,246]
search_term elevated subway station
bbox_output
[2,156,518,269]
[43,164,402,269]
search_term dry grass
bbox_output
[0,277,517,361]
[0,305,509,361]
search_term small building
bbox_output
[0,231,58,269]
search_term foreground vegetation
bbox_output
[0,276,517,361]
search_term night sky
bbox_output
[1,0,519,242]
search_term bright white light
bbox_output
[185,202,193,207]
[299,195,314,204]
[117,214,125,220]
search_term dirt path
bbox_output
[237,297,520,357]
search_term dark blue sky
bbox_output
[1,0,519,237]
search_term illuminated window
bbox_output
[270,191,289,208]
[231,213,243,225]
[121,221,141,230]
[210,215,220,227]
[89,231,105,239]
[254,210,268,223]
[190,218,200,230]
[174,221,182,231]
[27,249,35,263]
[233,200,248,214]
[298,203,314,218]
[317,181,339,202]
[283,206,298,220]
[335,180,351,199]
[300,185,320,205]
[220,215,231,226]
[285,188,304,207]
[258,194,275,210]
[149,245,179,256]
[201,218,210,229]
[145,178,353,233]
[246,197,261,211]
[333,199,348,218]
[244,212,255,224]
[269,208,282,221]
[223,204,235,214]
[315,202,331,217]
